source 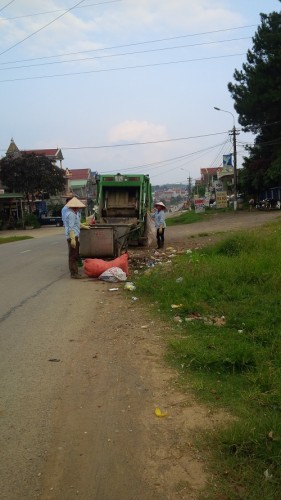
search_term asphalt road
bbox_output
[0,231,95,498]
[0,230,172,500]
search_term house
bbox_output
[6,138,64,168]
[0,139,67,228]
[68,168,97,214]
[200,168,221,187]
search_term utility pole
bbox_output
[214,107,239,211]
[229,125,239,211]
[188,175,192,198]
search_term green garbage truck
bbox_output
[95,172,152,247]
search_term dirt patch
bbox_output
[40,290,231,500]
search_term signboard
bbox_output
[194,197,205,213]
[214,180,223,191]
[216,191,228,209]
[223,154,232,167]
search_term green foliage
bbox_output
[166,210,209,226]
[228,11,281,192]
[24,213,40,228]
[135,220,281,497]
[0,153,66,206]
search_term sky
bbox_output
[0,0,280,186]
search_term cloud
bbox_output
[0,0,245,58]
[107,0,244,33]
[108,120,168,143]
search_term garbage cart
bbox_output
[79,224,132,258]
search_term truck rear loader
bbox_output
[79,173,153,258]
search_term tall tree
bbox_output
[228,7,281,194]
[0,153,66,210]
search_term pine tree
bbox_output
[228,8,281,193]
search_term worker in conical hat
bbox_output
[151,201,167,249]
[64,197,89,279]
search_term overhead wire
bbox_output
[0,0,122,21]
[102,141,230,178]
[0,0,87,57]
[0,26,256,65]
[60,130,233,151]
[100,140,233,179]
[208,136,231,168]
[0,0,15,14]
[0,36,252,72]
[0,51,246,82]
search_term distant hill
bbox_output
[152,183,186,190]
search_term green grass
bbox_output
[0,236,33,244]
[166,207,231,226]
[134,221,281,498]
[166,210,210,225]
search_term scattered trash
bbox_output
[146,260,155,268]
[155,407,168,417]
[108,288,119,291]
[186,249,192,254]
[131,296,138,301]
[268,431,274,440]
[98,267,127,282]
[48,358,60,362]
[84,253,128,278]
[124,282,136,291]
[171,304,183,309]
[185,313,226,326]
[176,277,183,283]
[173,316,183,323]
[264,469,273,481]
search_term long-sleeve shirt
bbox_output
[61,205,70,226]
[64,209,81,238]
[151,209,166,229]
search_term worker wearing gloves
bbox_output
[64,196,90,279]
[151,201,167,249]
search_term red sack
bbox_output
[84,253,129,278]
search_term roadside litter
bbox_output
[124,282,136,291]
[98,267,127,282]
[176,277,183,283]
[155,407,168,417]
[84,253,128,278]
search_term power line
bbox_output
[208,137,231,168]
[0,1,122,21]
[60,131,233,151]
[0,24,256,65]
[0,0,87,57]
[0,0,15,14]
[0,36,252,72]
[115,141,229,174]
[0,51,246,83]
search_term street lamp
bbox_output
[214,106,238,211]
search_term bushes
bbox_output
[24,213,40,228]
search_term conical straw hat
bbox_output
[66,196,85,208]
